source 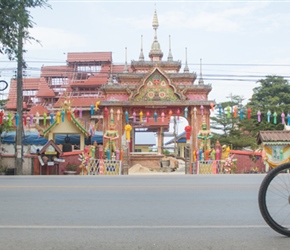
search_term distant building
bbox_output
[257,130,290,171]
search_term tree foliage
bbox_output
[211,75,290,150]
[0,0,50,60]
[247,75,290,132]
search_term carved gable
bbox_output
[132,68,181,102]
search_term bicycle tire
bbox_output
[258,162,290,236]
[0,80,8,91]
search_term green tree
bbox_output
[0,0,50,60]
[246,75,290,132]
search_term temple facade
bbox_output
[5,8,214,166]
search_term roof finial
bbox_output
[184,47,189,73]
[139,35,144,61]
[149,5,163,61]
[123,47,128,73]
[167,35,173,61]
[198,58,204,85]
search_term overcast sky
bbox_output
[1,0,290,105]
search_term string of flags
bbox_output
[1,104,288,127]
[218,105,289,124]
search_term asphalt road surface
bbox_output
[0,174,289,250]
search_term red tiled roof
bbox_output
[29,105,49,115]
[70,75,108,87]
[23,78,40,90]
[5,80,17,109]
[5,80,28,110]
[41,65,71,77]
[36,78,56,97]
[67,52,112,63]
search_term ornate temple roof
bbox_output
[5,7,214,112]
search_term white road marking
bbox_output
[0,225,269,229]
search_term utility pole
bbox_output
[15,5,24,175]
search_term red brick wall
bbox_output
[230,150,265,173]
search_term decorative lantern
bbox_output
[233,106,238,118]
[257,110,261,123]
[210,103,214,112]
[133,111,136,123]
[184,125,192,143]
[226,106,231,118]
[273,111,277,124]
[43,112,47,126]
[15,113,19,127]
[67,109,71,121]
[240,108,244,120]
[281,112,285,124]
[90,104,94,115]
[125,123,132,142]
[146,111,150,122]
[56,111,61,124]
[61,109,65,122]
[168,110,172,119]
[161,112,165,122]
[0,110,3,125]
[218,104,222,115]
[7,113,12,127]
[125,110,129,123]
[50,112,54,124]
[95,101,100,112]
[139,111,143,122]
[247,108,252,120]
[154,111,158,122]
[267,110,271,123]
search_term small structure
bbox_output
[257,130,290,171]
[38,140,64,175]
[39,97,89,151]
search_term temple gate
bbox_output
[94,8,214,173]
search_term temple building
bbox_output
[5,8,214,166]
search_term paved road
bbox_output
[0,174,289,250]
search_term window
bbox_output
[77,65,101,73]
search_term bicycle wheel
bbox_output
[258,162,290,236]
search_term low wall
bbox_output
[130,153,164,170]
[230,150,265,173]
